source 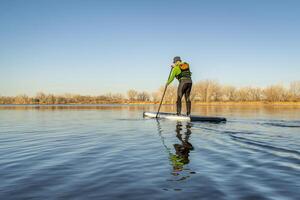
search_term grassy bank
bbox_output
[109,101,300,106]
[1,101,300,106]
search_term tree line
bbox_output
[0,92,126,105]
[0,81,299,104]
[160,80,300,103]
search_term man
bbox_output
[167,56,193,116]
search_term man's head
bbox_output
[173,56,181,64]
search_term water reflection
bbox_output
[156,120,194,175]
[1,104,299,120]
[172,122,194,171]
[0,104,157,111]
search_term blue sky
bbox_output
[0,0,299,96]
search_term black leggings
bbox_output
[177,79,192,115]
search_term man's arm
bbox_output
[167,66,180,85]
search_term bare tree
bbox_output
[164,85,177,103]
[127,90,138,101]
[112,93,124,101]
[290,81,300,101]
[210,81,222,101]
[222,86,236,101]
[151,91,160,102]
[248,87,262,101]
[190,82,200,101]
[263,85,288,102]
[136,91,150,101]
[14,94,29,104]
[45,94,55,104]
[192,80,220,102]
[36,92,47,104]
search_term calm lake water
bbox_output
[0,105,299,200]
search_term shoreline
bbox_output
[1,101,300,106]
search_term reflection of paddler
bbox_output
[171,122,194,171]
[156,120,194,172]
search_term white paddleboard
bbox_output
[143,112,226,122]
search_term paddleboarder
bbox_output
[167,56,193,116]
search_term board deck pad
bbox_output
[143,112,226,122]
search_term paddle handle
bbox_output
[156,67,173,118]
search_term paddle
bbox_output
[156,67,173,118]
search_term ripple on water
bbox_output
[0,107,299,200]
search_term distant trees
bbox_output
[222,86,236,101]
[263,85,288,102]
[151,91,160,102]
[0,93,128,105]
[127,90,138,101]
[163,85,177,103]
[0,96,14,104]
[127,90,150,102]
[0,80,300,105]
[290,81,300,101]
[137,91,150,101]
[187,80,300,103]
[190,80,223,102]
[14,95,30,104]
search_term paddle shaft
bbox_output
[156,68,173,118]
